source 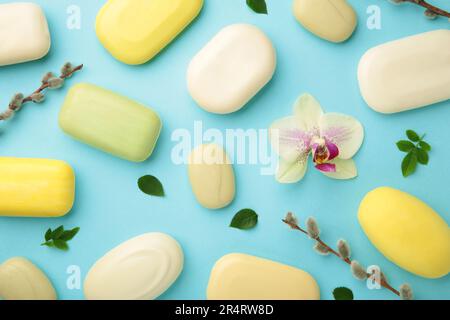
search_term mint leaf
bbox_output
[45,228,52,241]
[59,227,80,241]
[396,140,415,153]
[417,148,429,165]
[42,225,79,251]
[53,240,69,251]
[51,226,64,239]
[230,209,258,230]
[402,151,418,177]
[138,175,165,197]
[419,141,431,152]
[333,287,354,300]
[246,0,268,14]
[406,130,420,142]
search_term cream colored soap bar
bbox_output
[187,24,276,114]
[359,187,450,278]
[358,30,450,113]
[96,0,203,65]
[0,3,51,66]
[188,144,235,209]
[84,233,183,300]
[207,253,320,300]
[0,157,75,217]
[293,0,357,43]
[0,257,56,300]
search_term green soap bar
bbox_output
[59,83,161,162]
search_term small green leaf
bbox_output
[417,148,429,165]
[406,130,420,142]
[138,175,165,197]
[59,227,80,241]
[51,226,65,239]
[53,240,69,251]
[396,140,415,153]
[230,209,258,230]
[45,228,52,241]
[419,141,431,152]
[402,151,418,177]
[333,287,354,300]
[41,241,53,247]
[246,0,268,14]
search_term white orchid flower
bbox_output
[269,94,364,183]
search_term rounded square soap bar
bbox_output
[187,24,277,114]
[0,3,51,66]
[96,0,204,65]
[59,83,162,162]
[0,157,75,218]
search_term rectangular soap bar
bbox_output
[0,3,51,66]
[358,29,450,113]
[0,158,75,217]
[59,83,162,162]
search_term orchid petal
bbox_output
[315,163,336,173]
[319,113,364,159]
[276,156,308,184]
[293,94,324,132]
[322,158,358,180]
[326,140,339,160]
[269,116,311,163]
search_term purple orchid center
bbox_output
[311,138,339,173]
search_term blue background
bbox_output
[0,0,449,300]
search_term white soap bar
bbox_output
[0,3,51,66]
[358,30,450,114]
[187,24,276,114]
[84,233,183,300]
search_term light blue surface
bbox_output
[0,0,449,300]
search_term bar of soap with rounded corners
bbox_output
[59,83,162,162]
[0,3,51,66]
[358,187,450,279]
[358,30,450,114]
[0,257,57,300]
[293,0,357,43]
[84,233,183,300]
[96,0,203,65]
[0,157,75,217]
[207,253,320,300]
[187,24,276,114]
[188,144,235,209]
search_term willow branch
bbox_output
[397,0,450,19]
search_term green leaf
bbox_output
[402,151,418,177]
[396,140,415,153]
[53,240,69,251]
[417,148,429,165]
[246,0,268,14]
[406,130,420,142]
[59,227,80,241]
[41,241,53,247]
[419,141,431,152]
[333,287,354,300]
[51,226,65,239]
[230,209,258,230]
[138,175,165,197]
[45,228,52,241]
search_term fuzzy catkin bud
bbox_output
[31,92,45,103]
[399,284,413,300]
[350,261,367,280]
[284,212,298,227]
[424,9,437,19]
[42,72,54,84]
[9,93,24,110]
[47,77,64,89]
[61,62,73,77]
[313,242,330,255]
[0,109,14,120]
[306,217,320,239]
[337,239,351,259]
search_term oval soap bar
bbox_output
[358,187,450,278]
[0,157,75,217]
[207,253,320,300]
[293,0,357,43]
[188,144,235,209]
[358,30,450,113]
[187,24,276,114]
[0,257,56,300]
[96,0,203,64]
[84,233,183,300]
[0,3,51,66]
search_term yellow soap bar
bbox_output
[358,187,450,278]
[207,253,320,300]
[96,0,204,65]
[0,157,75,217]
